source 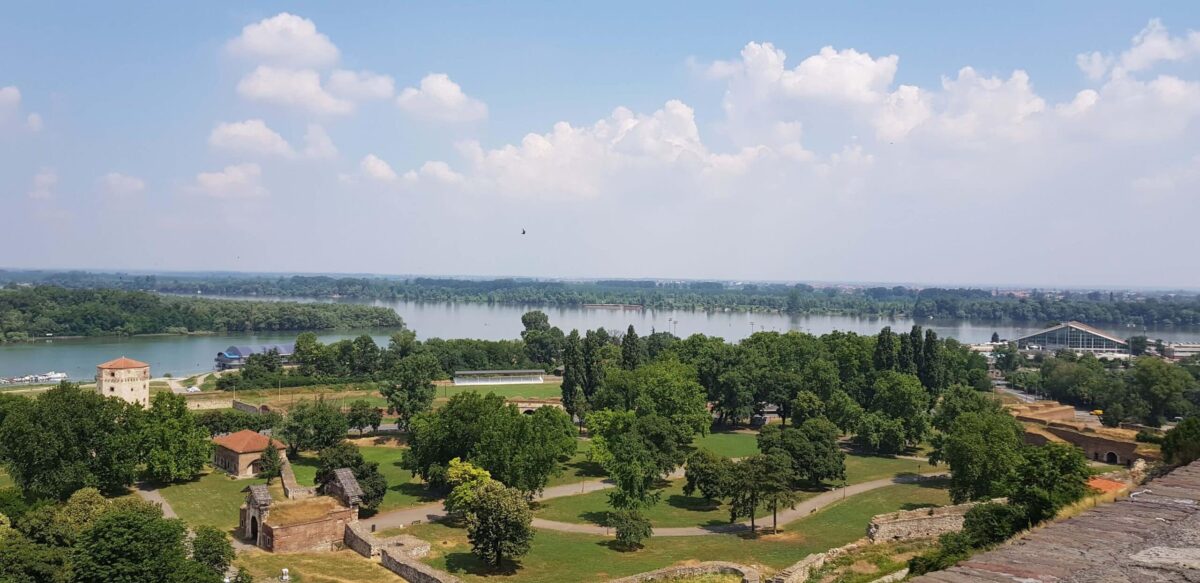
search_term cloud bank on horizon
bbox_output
[3,8,1200,288]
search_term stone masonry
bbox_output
[867,500,996,543]
[606,561,761,583]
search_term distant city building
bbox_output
[452,369,546,386]
[1015,321,1129,354]
[95,356,150,406]
[1165,343,1200,361]
[215,343,295,370]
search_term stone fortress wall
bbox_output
[866,499,995,543]
[605,561,761,583]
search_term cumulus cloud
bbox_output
[237,66,353,115]
[27,168,57,200]
[191,163,268,198]
[396,74,487,122]
[403,161,465,185]
[226,12,339,68]
[209,119,294,156]
[360,154,398,182]
[99,172,146,196]
[0,86,19,117]
[1077,19,1200,80]
[302,124,337,159]
[328,69,394,100]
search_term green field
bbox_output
[156,470,274,532]
[408,481,951,583]
[535,454,930,528]
[691,431,760,458]
[544,439,605,488]
[289,445,433,513]
[438,382,563,401]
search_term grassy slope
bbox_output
[409,481,951,583]
[691,431,760,458]
[156,470,273,532]
[290,446,434,512]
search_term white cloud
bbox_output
[302,124,337,159]
[403,161,464,185]
[99,172,146,196]
[933,68,1046,141]
[396,74,487,122]
[1076,51,1113,81]
[1077,19,1200,80]
[328,69,394,100]
[237,66,353,115]
[360,154,398,182]
[191,163,268,199]
[209,119,294,156]
[227,12,339,68]
[27,168,57,200]
[0,86,21,121]
[26,113,42,131]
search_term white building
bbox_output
[452,369,545,386]
[1165,343,1200,361]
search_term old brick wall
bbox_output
[380,548,462,583]
[266,506,355,552]
[768,540,868,583]
[344,523,430,559]
[605,561,761,583]
[280,460,315,499]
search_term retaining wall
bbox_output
[344,522,430,559]
[867,500,989,543]
[280,461,316,500]
[606,561,760,583]
[380,548,462,583]
[768,540,868,583]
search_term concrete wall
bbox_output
[232,400,265,415]
[345,523,431,560]
[867,501,986,543]
[606,561,761,583]
[380,548,462,583]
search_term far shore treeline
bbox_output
[4,270,1200,326]
[0,286,403,342]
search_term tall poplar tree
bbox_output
[621,325,641,370]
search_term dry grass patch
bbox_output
[266,497,344,526]
[237,549,407,583]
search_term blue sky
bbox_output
[3,3,1199,287]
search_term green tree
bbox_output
[143,392,211,483]
[962,502,1023,547]
[190,525,234,575]
[991,331,1001,343]
[932,384,1003,433]
[1128,357,1195,426]
[870,372,930,446]
[610,509,652,549]
[346,400,382,435]
[277,399,348,455]
[800,358,841,400]
[919,329,944,392]
[1163,417,1200,465]
[315,442,387,512]
[444,458,495,518]
[0,531,68,583]
[380,353,440,431]
[256,442,283,485]
[789,391,824,425]
[349,334,382,375]
[992,343,1021,374]
[592,358,710,451]
[71,506,193,583]
[873,327,898,371]
[472,406,576,496]
[682,449,734,501]
[938,411,1024,503]
[582,329,610,399]
[758,419,846,486]
[825,389,864,433]
[1009,442,1089,524]
[590,411,681,510]
[0,382,143,499]
[560,330,588,430]
[292,332,322,376]
[621,325,641,370]
[852,411,906,455]
[1128,335,1149,356]
[464,481,533,567]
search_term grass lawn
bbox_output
[843,455,928,485]
[435,382,564,401]
[289,445,435,513]
[691,431,759,458]
[537,477,819,528]
[408,481,951,583]
[544,439,606,488]
[156,469,275,533]
[237,549,408,583]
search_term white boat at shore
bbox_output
[0,371,70,385]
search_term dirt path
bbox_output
[135,481,258,551]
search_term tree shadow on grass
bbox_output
[394,481,441,502]
[596,539,643,553]
[665,494,721,513]
[564,458,606,479]
[444,552,522,576]
[579,510,611,526]
[899,502,940,511]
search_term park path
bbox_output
[135,481,259,552]
[361,467,943,537]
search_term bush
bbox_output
[962,502,1024,547]
[1163,417,1200,466]
[1135,430,1164,444]
[610,509,652,550]
[908,531,972,575]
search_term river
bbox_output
[3,298,1199,380]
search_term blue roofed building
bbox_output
[215,343,296,370]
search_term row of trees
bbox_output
[17,271,1200,325]
[0,285,403,341]
[0,386,212,500]
[0,487,248,582]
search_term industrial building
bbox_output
[1014,321,1129,354]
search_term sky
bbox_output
[2,2,1199,288]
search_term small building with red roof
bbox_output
[213,429,288,478]
[95,356,150,407]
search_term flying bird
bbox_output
[521,228,526,235]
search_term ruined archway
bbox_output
[250,516,259,542]
[1105,451,1119,464]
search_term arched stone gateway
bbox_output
[1106,451,1119,464]
[250,516,258,541]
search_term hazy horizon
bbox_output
[4,3,1200,288]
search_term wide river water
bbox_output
[3,298,1200,380]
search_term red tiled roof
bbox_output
[212,429,285,454]
[97,356,150,369]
